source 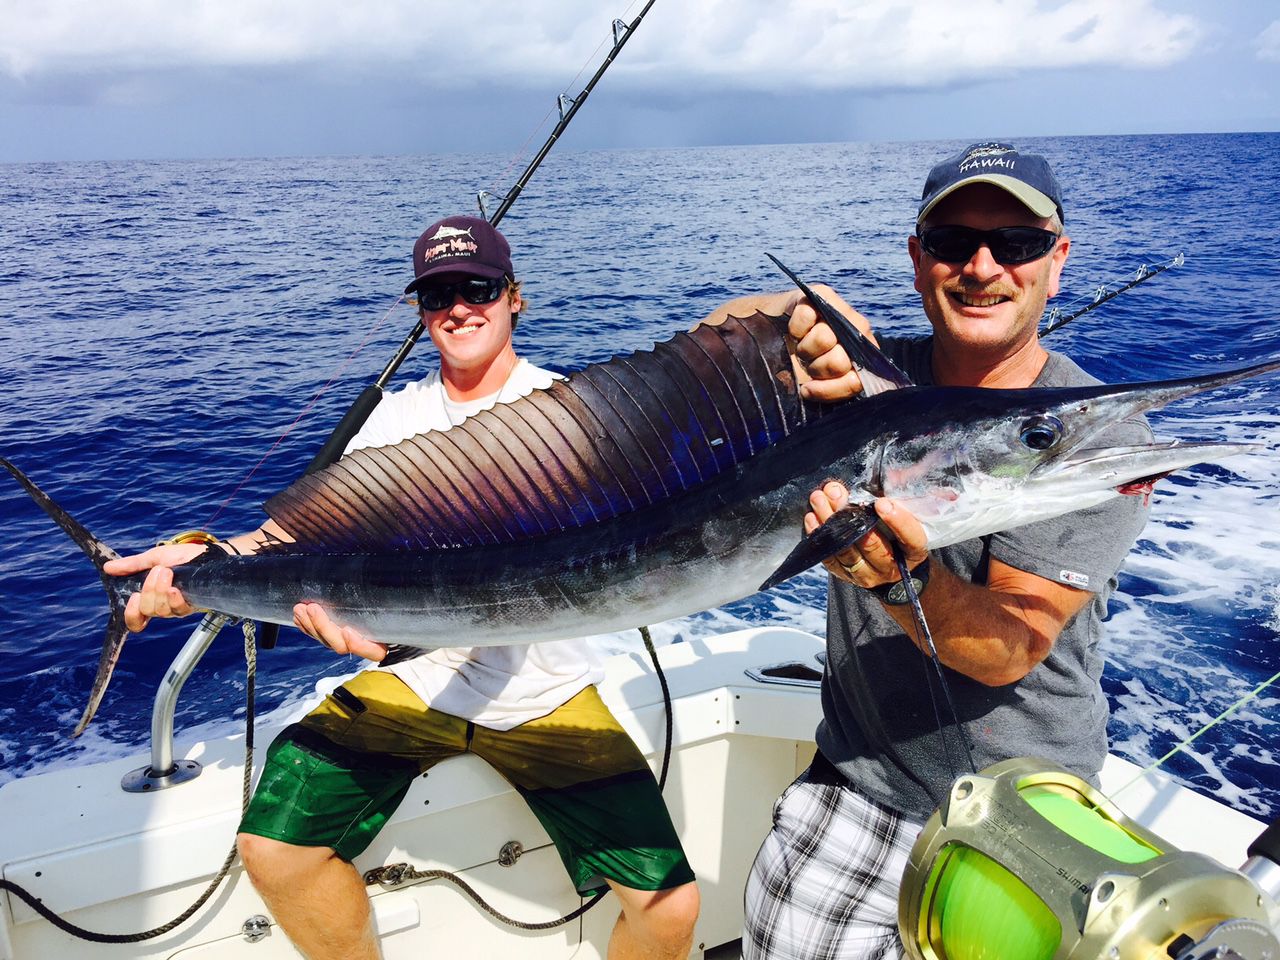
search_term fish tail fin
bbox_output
[75,603,131,737]
[0,456,122,568]
[2,456,134,737]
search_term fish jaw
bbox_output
[867,361,1280,550]
[1036,440,1263,489]
[1021,358,1280,474]
[902,441,1260,549]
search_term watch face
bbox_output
[888,577,923,604]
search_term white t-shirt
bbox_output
[343,358,605,730]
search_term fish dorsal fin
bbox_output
[264,311,828,553]
[765,253,915,395]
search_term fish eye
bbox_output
[1019,415,1064,451]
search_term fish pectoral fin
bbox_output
[759,504,880,591]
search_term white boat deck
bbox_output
[0,626,1266,959]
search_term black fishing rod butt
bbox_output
[258,622,279,649]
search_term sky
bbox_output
[1,0,1279,164]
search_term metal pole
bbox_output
[122,613,230,792]
[1041,254,1183,337]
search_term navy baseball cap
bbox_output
[917,142,1064,225]
[404,215,514,294]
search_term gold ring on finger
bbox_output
[838,558,865,578]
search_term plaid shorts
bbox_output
[239,670,694,894]
[744,753,923,960]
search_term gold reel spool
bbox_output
[898,758,1280,960]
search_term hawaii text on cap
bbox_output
[917,142,1064,225]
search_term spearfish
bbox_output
[5,259,1278,736]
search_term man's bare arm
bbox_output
[809,483,1090,686]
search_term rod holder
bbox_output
[121,612,230,793]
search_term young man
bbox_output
[707,143,1152,959]
[104,215,699,960]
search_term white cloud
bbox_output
[1259,20,1280,62]
[650,0,1203,92]
[0,0,1204,92]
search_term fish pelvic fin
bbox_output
[759,503,880,590]
[2,456,133,737]
[765,253,915,395]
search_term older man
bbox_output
[709,142,1152,960]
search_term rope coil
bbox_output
[0,621,258,943]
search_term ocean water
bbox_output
[1,134,1278,824]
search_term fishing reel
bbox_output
[898,758,1280,960]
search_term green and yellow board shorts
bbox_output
[239,669,694,894]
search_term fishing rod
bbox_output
[1040,252,1184,338]
[301,0,657,476]
[480,2,656,226]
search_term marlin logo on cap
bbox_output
[959,142,1018,174]
[428,225,475,241]
[963,143,1014,161]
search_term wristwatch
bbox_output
[869,557,931,605]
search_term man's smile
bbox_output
[948,289,1013,308]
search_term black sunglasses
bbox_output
[416,276,509,311]
[917,226,1060,265]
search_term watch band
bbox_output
[869,556,931,605]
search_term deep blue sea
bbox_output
[1,134,1278,825]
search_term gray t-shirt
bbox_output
[817,336,1153,820]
